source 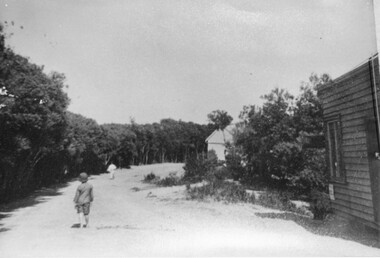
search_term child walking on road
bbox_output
[74,172,94,228]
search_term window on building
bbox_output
[326,118,345,182]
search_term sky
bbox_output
[0,0,378,125]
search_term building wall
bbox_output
[205,128,234,161]
[208,143,226,161]
[318,56,380,229]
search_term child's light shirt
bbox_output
[74,182,94,204]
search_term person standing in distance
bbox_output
[107,163,117,179]
[74,172,94,228]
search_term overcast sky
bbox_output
[0,0,378,125]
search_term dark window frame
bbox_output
[325,114,346,183]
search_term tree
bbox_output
[236,75,330,191]
[0,23,70,201]
[207,110,233,130]
[64,112,107,175]
[293,73,331,135]
[99,123,136,167]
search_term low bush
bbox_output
[257,189,330,219]
[225,151,245,181]
[204,166,231,181]
[144,172,182,187]
[187,180,255,204]
[287,148,328,196]
[143,172,157,182]
[310,189,331,220]
[156,172,181,187]
[257,191,295,211]
[206,149,218,164]
[183,153,218,183]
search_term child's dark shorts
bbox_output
[76,203,91,215]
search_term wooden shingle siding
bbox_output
[343,118,372,128]
[344,163,370,172]
[321,70,371,99]
[342,138,367,150]
[334,191,373,206]
[346,183,372,194]
[342,144,368,152]
[323,96,373,116]
[334,186,372,202]
[318,57,379,227]
[343,156,369,164]
[343,151,368,158]
[345,169,370,180]
[333,201,374,221]
[334,198,374,215]
[327,104,374,120]
[342,132,367,140]
[342,125,368,134]
[322,79,372,109]
[341,109,376,122]
[334,208,378,229]
[346,176,371,186]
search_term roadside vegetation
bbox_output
[0,24,212,203]
[1,21,331,221]
[144,74,332,220]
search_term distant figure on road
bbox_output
[107,163,117,179]
[73,172,94,228]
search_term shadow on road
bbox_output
[256,212,380,249]
[0,181,71,233]
[71,223,81,228]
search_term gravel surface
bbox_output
[0,163,380,257]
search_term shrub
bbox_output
[206,149,218,164]
[257,191,295,211]
[301,148,327,190]
[225,151,245,181]
[144,172,158,182]
[144,172,182,187]
[268,141,303,188]
[187,180,255,204]
[287,148,327,194]
[183,153,217,183]
[310,189,331,220]
[239,167,264,188]
[156,172,181,187]
[208,166,233,181]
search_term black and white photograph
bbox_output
[1,0,380,256]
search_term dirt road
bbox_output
[1,163,380,257]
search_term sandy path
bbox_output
[0,163,380,257]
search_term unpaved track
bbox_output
[1,163,380,257]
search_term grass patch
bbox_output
[187,180,255,204]
[143,172,182,187]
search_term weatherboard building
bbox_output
[318,54,380,231]
[205,126,234,161]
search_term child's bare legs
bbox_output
[84,214,89,227]
[78,212,85,228]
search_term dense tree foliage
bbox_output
[0,24,212,203]
[0,24,69,201]
[236,75,331,193]
[129,119,212,165]
[0,22,332,210]
[64,112,106,176]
